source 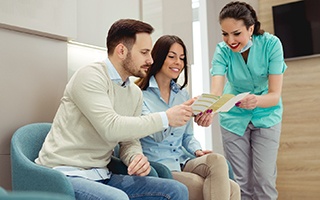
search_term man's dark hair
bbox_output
[106,19,154,55]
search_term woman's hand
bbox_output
[195,149,213,157]
[194,110,215,127]
[236,94,258,109]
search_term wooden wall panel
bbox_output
[279,58,320,199]
[259,0,320,199]
[259,0,300,34]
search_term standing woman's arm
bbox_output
[211,75,226,96]
[237,74,283,109]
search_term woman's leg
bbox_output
[251,123,281,200]
[221,126,253,200]
[172,171,204,200]
[222,123,281,200]
[183,153,234,200]
[230,179,241,200]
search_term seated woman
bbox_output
[135,35,240,200]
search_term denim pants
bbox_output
[68,174,188,200]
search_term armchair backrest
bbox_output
[10,123,75,199]
[12,123,50,162]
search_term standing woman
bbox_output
[136,35,240,200]
[209,1,287,199]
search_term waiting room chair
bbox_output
[10,123,75,199]
[110,144,173,179]
[10,122,173,199]
[0,186,73,200]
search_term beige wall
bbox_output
[0,0,141,190]
[259,0,320,199]
[0,24,68,190]
[0,0,193,190]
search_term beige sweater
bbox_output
[35,62,163,169]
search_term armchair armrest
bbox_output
[108,156,173,179]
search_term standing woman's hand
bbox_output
[236,94,258,109]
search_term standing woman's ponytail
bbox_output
[243,2,264,35]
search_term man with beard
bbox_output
[35,19,192,200]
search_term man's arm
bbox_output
[71,65,195,142]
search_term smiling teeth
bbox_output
[171,68,179,72]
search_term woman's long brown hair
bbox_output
[135,35,188,90]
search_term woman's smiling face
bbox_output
[159,42,185,80]
[220,18,254,52]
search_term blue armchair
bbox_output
[10,122,172,200]
[110,144,173,179]
[10,123,75,199]
[0,187,73,200]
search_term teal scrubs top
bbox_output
[210,32,287,136]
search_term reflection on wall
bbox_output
[68,43,107,80]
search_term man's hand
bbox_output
[166,98,195,127]
[127,154,151,176]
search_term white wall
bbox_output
[0,0,77,40]
[142,0,193,64]
[68,0,194,79]
[76,0,141,47]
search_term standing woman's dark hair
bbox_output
[219,1,264,35]
[136,35,189,90]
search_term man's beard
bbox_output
[122,52,148,78]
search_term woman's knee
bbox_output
[172,172,204,200]
[205,153,228,169]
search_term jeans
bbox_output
[68,174,188,200]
